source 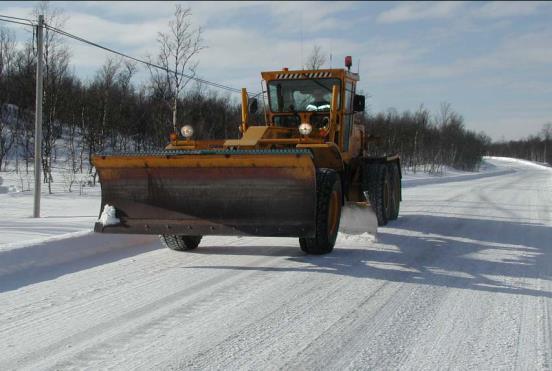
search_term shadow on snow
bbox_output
[190,214,552,298]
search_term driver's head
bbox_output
[313,88,326,101]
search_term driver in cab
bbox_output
[306,88,331,111]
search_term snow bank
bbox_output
[402,159,516,188]
[485,156,552,170]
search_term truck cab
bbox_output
[257,68,365,160]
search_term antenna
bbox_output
[357,59,360,74]
[329,39,332,69]
[300,15,304,69]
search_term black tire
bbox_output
[364,164,390,226]
[388,163,401,221]
[159,235,202,251]
[299,169,342,255]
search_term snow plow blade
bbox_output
[92,149,316,237]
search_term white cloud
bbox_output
[377,1,465,24]
[77,1,176,19]
[361,26,552,86]
[63,12,166,46]
[353,39,430,84]
[476,1,551,19]
[265,1,356,33]
[4,2,550,86]
[0,5,35,21]
[445,29,552,75]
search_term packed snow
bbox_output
[98,204,120,226]
[0,157,551,369]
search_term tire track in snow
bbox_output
[0,236,255,327]
[172,262,370,369]
[4,247,292,369]
[0,237,242,336]
[41,247,324,369]
[1,237,293,368]
[180,239,448,370]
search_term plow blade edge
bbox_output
[92,149,316,237]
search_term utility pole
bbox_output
[33,15,44,218]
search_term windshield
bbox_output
[268,78,341,113]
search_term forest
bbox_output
[486,124,552,166]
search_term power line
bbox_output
[0,13,262,97]
[0,13,34,25]
[44,22,256,96]
[0,17,34,28]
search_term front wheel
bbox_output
[299,169,342,255]
[160,235,202,251]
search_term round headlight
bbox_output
[181,125,194,139]
[298,123,312,136]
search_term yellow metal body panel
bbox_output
[224,126,269,147]
[92,152,314,172]
[165,140,225,150]
[328,84,340,143]
[296,143,344,171]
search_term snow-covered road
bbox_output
[1,157,551,370]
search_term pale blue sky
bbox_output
[1,1,551,140]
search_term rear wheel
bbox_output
[160,235,202,251]
[299,169,342,255]
[366,164,391,226]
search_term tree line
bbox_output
[361,103,491,173]
[486,123,552,166]
[0,3,242,193]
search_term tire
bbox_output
[388,163,401,221]
[299,169,342,255]
[364,164,391,226]
[159,235,202,251]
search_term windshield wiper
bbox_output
[312,79,332,93]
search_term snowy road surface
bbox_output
[0,157,551,369]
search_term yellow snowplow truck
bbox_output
[92,57,401,254]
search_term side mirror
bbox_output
[353,94,365,112]
[249,98,258,114]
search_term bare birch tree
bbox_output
[305,45,327,70]
[148,5,204,133]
